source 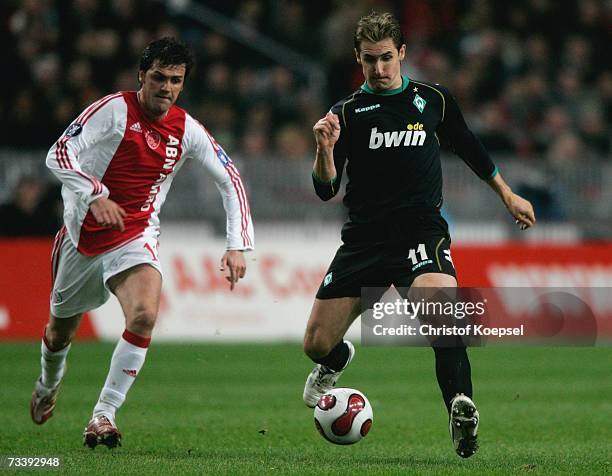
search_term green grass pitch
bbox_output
[1,343,611,474]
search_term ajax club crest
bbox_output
[145,130,161,150]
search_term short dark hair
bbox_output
[139,37,194,77]
[354,12,404,52]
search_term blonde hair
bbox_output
[354,11,404,52]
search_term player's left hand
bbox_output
[220,250,247,291]
[504,193,536,230]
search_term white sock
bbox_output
[92,330,150,421]
[40,337,70,389]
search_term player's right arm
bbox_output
[312,111,346,201]
[45,94,126,230]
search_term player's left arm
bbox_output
[185,116,254,289]
[436,86,535,230]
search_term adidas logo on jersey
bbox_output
[369,123,426,149]
[129,122,142,133]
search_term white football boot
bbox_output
[303,341,355,408]
[449,393,480,458]
[30,377,61,425]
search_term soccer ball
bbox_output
[314,388,373,445]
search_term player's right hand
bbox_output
[313,112,340,149]
[90,197,127,232]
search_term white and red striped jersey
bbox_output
[46,91,254,256]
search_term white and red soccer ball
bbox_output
[314,388,373,445]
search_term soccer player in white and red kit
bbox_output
[30,38,254,449]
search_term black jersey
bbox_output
[313,76,497,242]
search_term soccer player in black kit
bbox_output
[302,12,535,458]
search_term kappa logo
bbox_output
[122,369,138,377]
[413,94,427,113]
[355,104,381,113]
[145,129,161,150]
[129,122,142,133]
[369,122,427,149]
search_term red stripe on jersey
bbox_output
[60,137,73,169]
[54,141,65,169]
[76,171,101,195]
[58,138,71,169]
[226,168,247,245]
[226,163,252,247]
[75,92,123,125]
[55,137,70,169]
[200,124,218,150]
[79,93,122,128]
[60,93,123,172]
[199,123,252,247]
[229,163,252,247]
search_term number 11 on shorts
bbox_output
[407,243,428,265]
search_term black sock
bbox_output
[432,346,473,413]
[313,341,350,371]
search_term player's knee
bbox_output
[128,305,158,333]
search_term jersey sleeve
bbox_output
[185,116,254,251]
[436,86,498,180]
[312,104,348,201]
[45,94,122,205]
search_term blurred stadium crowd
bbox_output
[2,0,610,161]
[0,0,610,236]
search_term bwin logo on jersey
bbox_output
[369,124,426,149]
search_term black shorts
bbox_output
[316,232,457,300]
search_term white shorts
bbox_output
[50,228,163,318]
